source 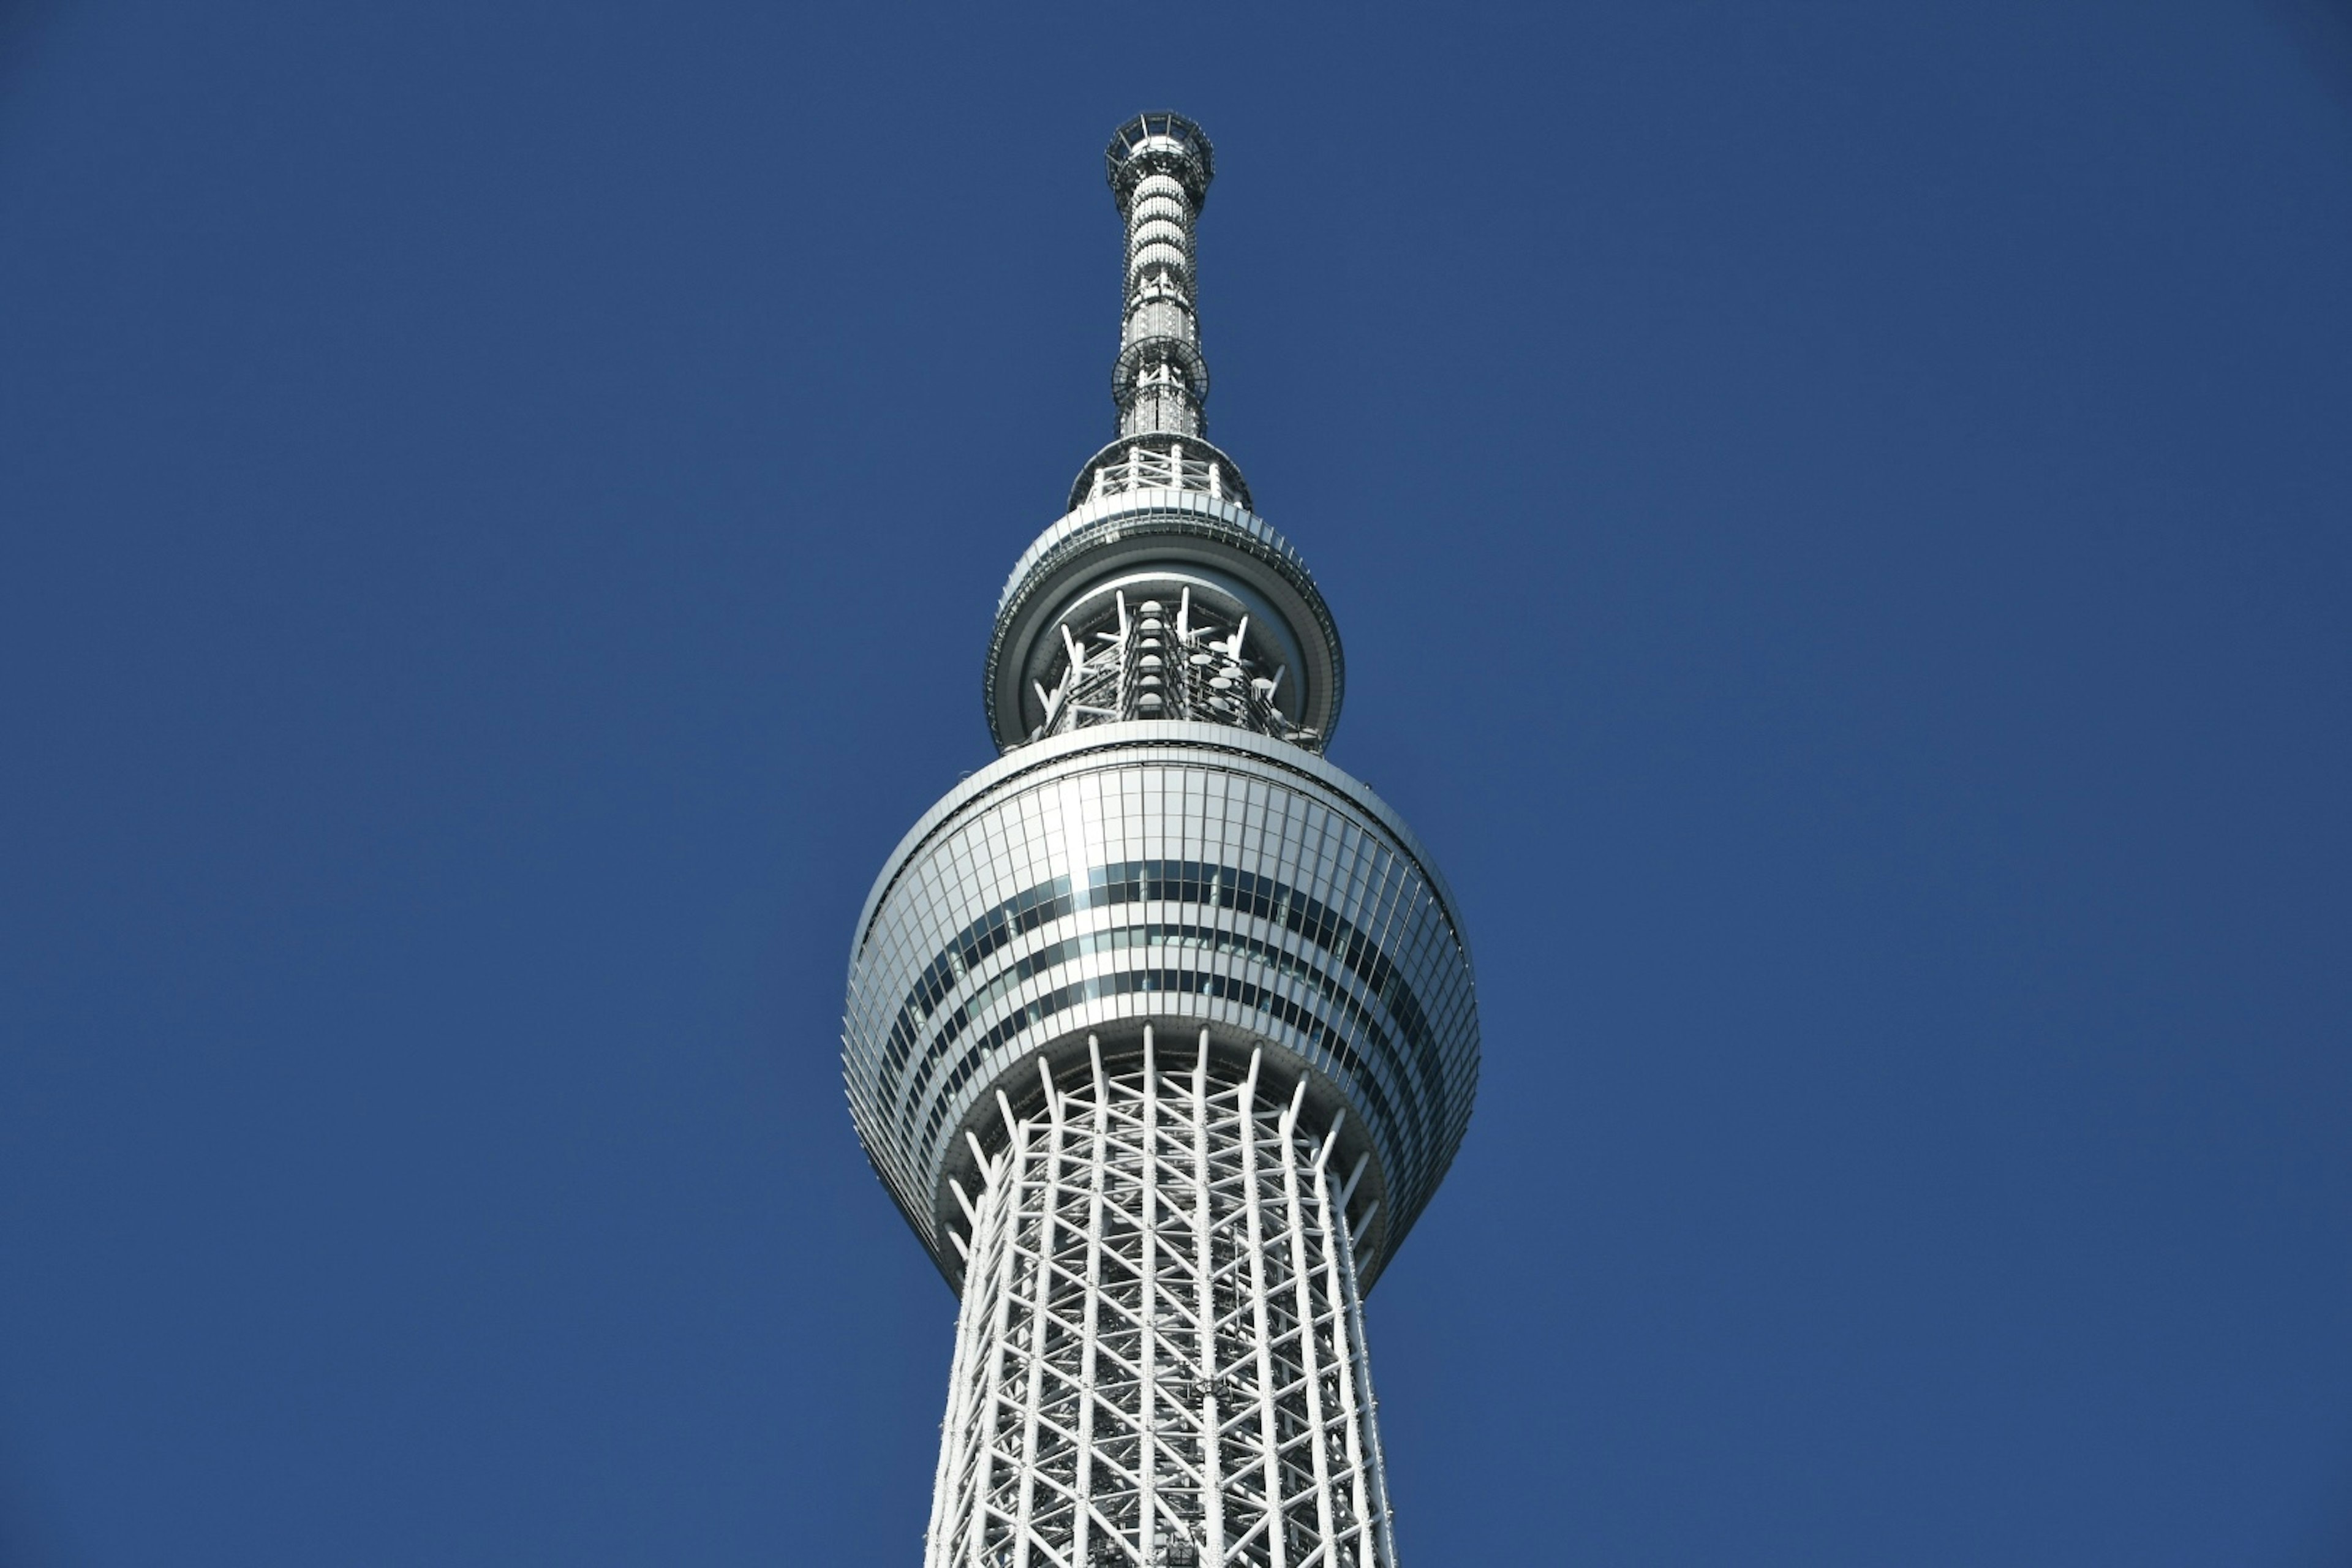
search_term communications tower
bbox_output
[843,114,1480,1568]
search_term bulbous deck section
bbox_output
[843,723,1478,1290]
[985,489,1345,753]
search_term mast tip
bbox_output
[1106,111,1214,209]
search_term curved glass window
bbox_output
[910,963,1403,1164]
[870,859,1452,1135]
[895,920,1420,1172]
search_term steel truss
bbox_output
[1031,587,1311,746]
[927,1028,1398,1568]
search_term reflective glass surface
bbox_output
[843,723,1478,1284]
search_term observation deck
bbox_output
[842,722,1479,1290]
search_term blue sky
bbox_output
[2,3,2348,1564]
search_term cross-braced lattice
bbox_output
[927,1028,1398,1568]
[1030,587,1311,745]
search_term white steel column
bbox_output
[1190,1030,1224,1566]
[1139,1028,1161,1563]
[1074,1038,1110,1566]
[1239,1048,1286,1568]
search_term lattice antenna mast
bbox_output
[1067,115,1251,514]
[1110,113,1215,441]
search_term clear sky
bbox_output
[2,3,2348,1564]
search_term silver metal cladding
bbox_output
[842,724,1479,1292]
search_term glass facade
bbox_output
[844,722,1478,1288]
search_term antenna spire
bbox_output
[1106,112,1215,439]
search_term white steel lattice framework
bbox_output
[929,1030,1395,1568]
[843,113,1478,1568]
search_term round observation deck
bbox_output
[984,489,1345,753]
[842,723,1479,1290]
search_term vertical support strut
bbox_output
[1139,1027,1161,1562]
[1239,1049,1287,1568]
[1191,1031,1223,1567]
[1076,1037,1110,1564]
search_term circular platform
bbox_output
[984,490,1346,752]
[843,723,1479,1290]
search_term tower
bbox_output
[843,114,1479,1568]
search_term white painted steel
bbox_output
[925,1028,1397,1568]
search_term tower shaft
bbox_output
[843,113,1477,1568]
[927,1030,1396,1568]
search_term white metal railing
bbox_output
[1087,440,1231,503]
